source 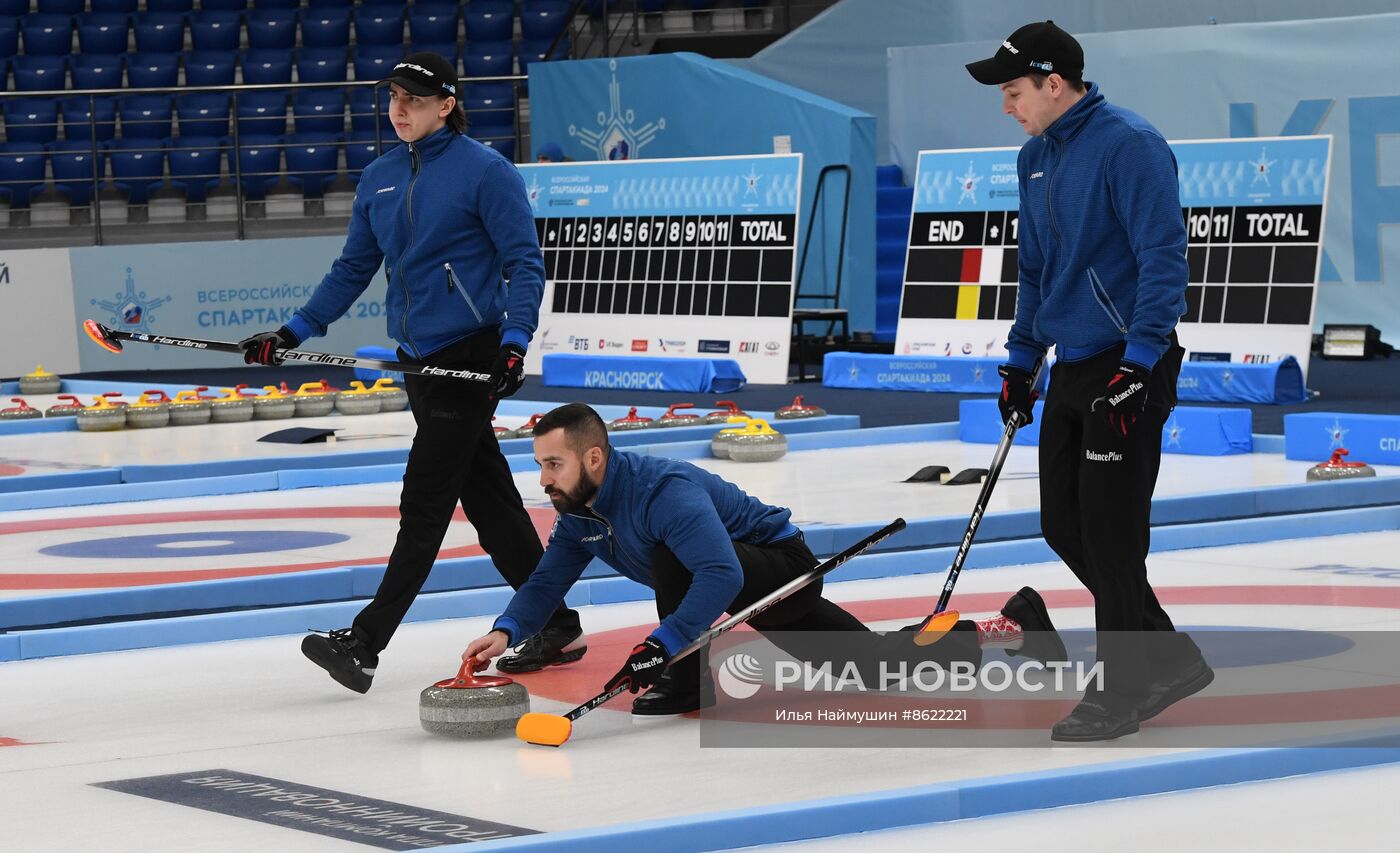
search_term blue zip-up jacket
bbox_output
[1006,83,1188,372]
[284,126,545,358]
[493,450,801,655]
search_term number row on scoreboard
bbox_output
[1184,205,1322,245]
[544,247,795,286]
[1187,244,1318,284]
[1183,284,1312,325]
[908,211,1019,249]
[535,215,796,250]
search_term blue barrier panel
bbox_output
[822,353,1009,393]
[0,633,19,662]
[1285,412,1400,465]
[120,448,412,483]
[0,469,122,494]
[961,400,1252,455]
[0,472,279,512]
[1178,357,1306,404]
[541,354,747,393]
[0,417,77,436]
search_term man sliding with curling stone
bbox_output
[463,403,1067,713]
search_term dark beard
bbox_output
[546,476,599,516]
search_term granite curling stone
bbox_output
[76,395,126,431]
[169,389,213,426]
[419,661,530,738]
[657,402,703,428]
[252,385,296,420]
[1307,448,1377,482]
[209,385,256,423]
[774,395,826,420]
[369,378,408,412]
[292,381,336,417]
[505,413,545,440]
[728,419,788,463]
[45,394,85,418]
[19,365,61,395]
[710,416,753,459]
[703,400,748,424]
[126,390,172,429]
[608,406,655,431]
[335,381,382,416]
[1,397,42,421]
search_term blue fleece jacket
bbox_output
[493,450,801,656]
[284,126,545,358]
[1006,83,1188,372]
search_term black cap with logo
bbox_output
[381,51,459,99]
[966,20,1084,85]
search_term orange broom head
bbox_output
[516,713,573,747]
[912,611,961,647]
[83,320,123,354]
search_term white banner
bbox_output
[0,248,80,376]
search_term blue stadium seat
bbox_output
[3,100,59,144]
[107,137,167,205]
[285,132,341,198]
[0,0,26,14]
[470,133,515,162]
[133,12,186,53]
[21,15,76,56]
[234,134,282,200]
[184,51,237,87]
[236,91,288,136]
[119,95,173,140]
[145,0,195,12]
[61,96,118,142]
[296,47,349,84]
[176,93,230,138]
[168,136,224,202]
[13,56,67,94]
[520,1,570,42]
[77,14,131,55]
[90,0,138,13]
[0,142,48,209]
[345,131,398,181]
[353,44,400,82]
[292,89,345,135]
[300,8,351,50]
[201,0,250,11]
[242,50,293,85]
[463,44,513,79]
[253,0,298,8]
[247,9,296,51]
[50,138,104,207]
[409,42,457,68]
[355,5,405,46]
[126,52,180,88]
[348,87,394,134]
[37,0,85,15]
[409,4,459,45]
[519,38,569,73]
[190,11,242,52]
[71,54,125,90]
[463,3,515,43]
[461,82,516,110]
[306,0,355,6]
[0,21,17,61]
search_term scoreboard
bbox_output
[518,154,802,385]
[895,136,1332,371]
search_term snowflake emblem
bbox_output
[569,59,665,161]
[742,166,763,198]
[957,161,983,204]
[1249,147,1276,187]
[89,267,171,337]
[1221,369,1234,385]
[1325,418,1349,449]
[526,175,542,211]
[1165,415,1186,449]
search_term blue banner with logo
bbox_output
[541,353,746,393]
[1284,412,1400,464]
[822,352,1004,392]
[70,237,394,372]
[1177,356,1307,404]
[960,399,1253,455]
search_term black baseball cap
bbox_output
[966,20,1084,85]
[381,51,458,99]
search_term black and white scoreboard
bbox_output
[518,154,802,384]
[896,136,1332,370]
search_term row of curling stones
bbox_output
[420,659,529,738]
[712,418,788,462]
[604,400,752,432]
[1307,448,1377,481]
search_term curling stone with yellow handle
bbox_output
[19,365,60,395]
[335,381,383,416]
[126,390,172,429]
[727,419,788,463]
[292,380,337,417]
[252,385,296,420]
[710,416,754,459]
[368,377,408,412]
[76,395,126,432]
[209,385,256,423]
